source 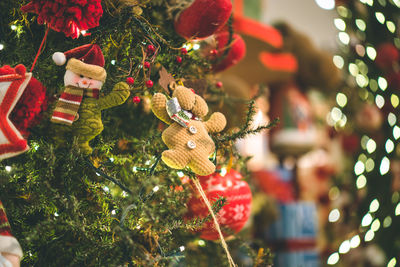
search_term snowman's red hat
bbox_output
[52,44,107,82]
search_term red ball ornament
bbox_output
[375,43,399,70]
[132,96,141,103]
[126,77,135,85]
[144,61,151,69]
[186,169,252,240]
[216,81,223,88]
[176,56,183,64]
[174,0,232,39]
[10,76,48,138]
[212,32,246,73]
[146,44,156,54]
[146,80,154,88]
[21,0,103,39]
[181,47,188,55]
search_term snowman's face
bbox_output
[64,70,103,89]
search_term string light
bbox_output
[334,18,346,30]
[5,166,11,172]
[378,77,388,90]
[356,175,367,189]
[364,229,375,242]
[369,199,380,212]
[333,55,345,68]
[350,235,361,248]
[390,94,399,108]
[355,19,367,31]
[383,216,392,227]
[329,209,341,222]
[379,157,390,175]
[338,240,351,254]
[371,218,381,231]
[387,258,397,267]
[0,43,4,50]
[393,126,400,139]
[327,252,340,265]
[361,213,373,227]
[366,46,377,60]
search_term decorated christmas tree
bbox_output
[0,0,277,266]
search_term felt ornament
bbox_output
[21,0,103,39]
[211,32,246,73]
[0,65,31,160]
[10,77,48,138]
[0,201,23,267]
[151,85,226,176]
[50,44,130,155]
[174,0,232,40]
[186,169,252,240]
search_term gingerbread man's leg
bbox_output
[162,149,190,170]
[189,156,216,176]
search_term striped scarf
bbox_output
[0,201,12,237]
[51,86,99,125]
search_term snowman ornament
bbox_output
[51,44,130,154]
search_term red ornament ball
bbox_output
[21,0,103,39]
[186,169,252,240]
[144,61,151,69]
[176,56,183,64]
[181,47,188,55]
[10,77,48,138]
[375,43,399,70]
[132,96,141,103]
[216,81,223,88]
[146,45,156,54]
[174,0,232,39]
[146,80,154,88]
[126,77,135,85]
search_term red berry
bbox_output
[181,47,188,55]
[147,44,155,53]
[132,96,141,103]
[176,56,183,64]
[126,77,135,85]
[190,88,195,93]
[210,49,218,56]
[146,80,154,88]
[144,61,151,69]
[216,81,223,88]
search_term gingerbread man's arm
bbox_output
[151,93,173,125]
[204,112,226,133]
[98,82,131,110]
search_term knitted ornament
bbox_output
[21,0,103,39]
[211,32,246,73]
[174,0,232,39]
[375,43,399,70]
[186,169,252,240]
[0,201,23,261]
[10,77,48,138]
[50,44,130,155]
[151,85,226,176]
[0,64,31,160]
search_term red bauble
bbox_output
[174,0,232,39]
[126,77,135,85]
[176,56,183,64]
[375,43,399,70]
[216,81,223,88]
[212,32,246,73]
[21,0,103,39]
[187,169,252,240]
[10,77,48,138]
[146,80,153,88]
